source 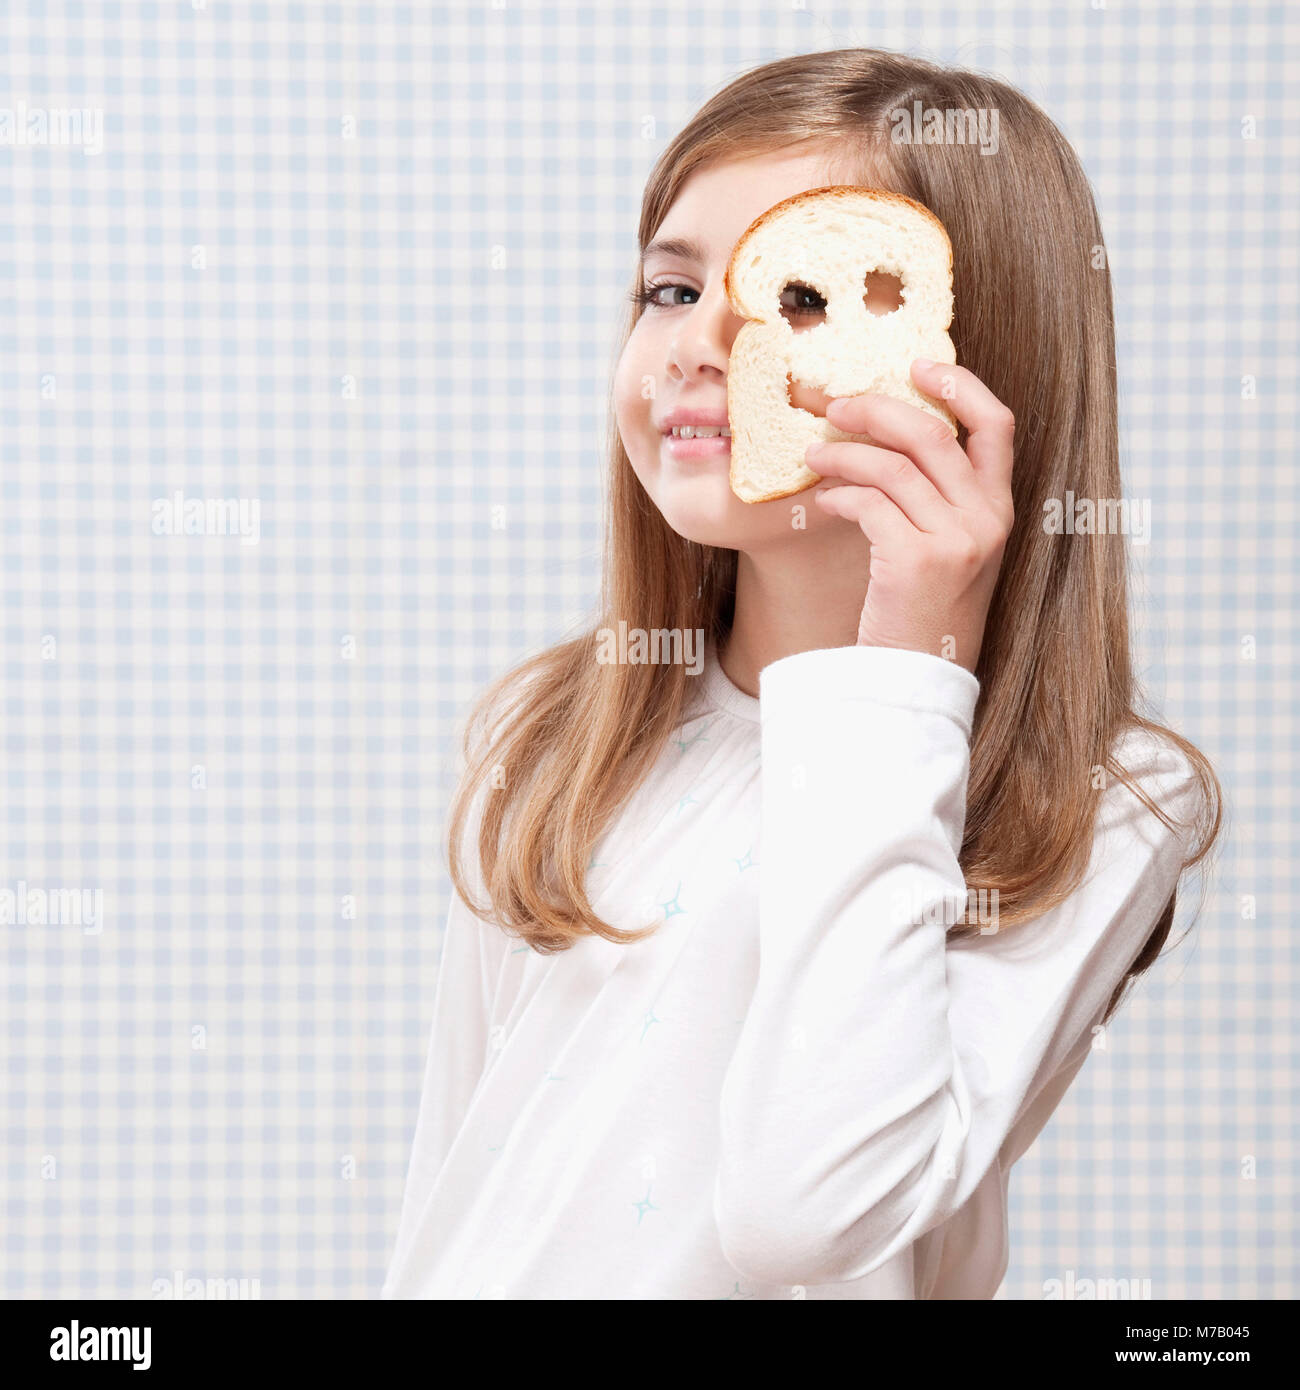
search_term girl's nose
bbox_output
[666,282,741,382]
[666,280,838,420]
[664,280,837,420]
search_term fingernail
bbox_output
[914,358,934,370]
[806,440,825,458]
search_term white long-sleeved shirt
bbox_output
[381,639,1197,1300]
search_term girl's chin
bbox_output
[651,483,823,549]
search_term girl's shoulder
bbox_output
[1099,721,1207,845]
[1110,720,1196,780]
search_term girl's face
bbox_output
[614,143,900,551]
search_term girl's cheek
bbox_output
[612,353,646,428]
[615,331,656,410]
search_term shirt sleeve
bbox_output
[713,643,1198,1288]
[380,876,506,1298]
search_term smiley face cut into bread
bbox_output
[724,185,958,505]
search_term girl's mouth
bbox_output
[662,425,731,459]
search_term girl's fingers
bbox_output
[822,362,1016,503]
[813,480,915,548]
[806,440,949,533]
[823,390,982,509]
[908,360,1016,489]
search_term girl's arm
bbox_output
[714,643,1198,1288]
[381,880,503,1295]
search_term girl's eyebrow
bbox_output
[640,235,710,266]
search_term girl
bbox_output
[381,49,1221,1300]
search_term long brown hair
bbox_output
[446,49,1222,1023]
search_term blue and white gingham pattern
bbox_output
[0,0,1292,1300]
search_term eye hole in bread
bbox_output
[779,281,828,331]
[777,272,905,332]
[863,270,905,316]
[724,185,958,505]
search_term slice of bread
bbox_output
[724,185,958,504]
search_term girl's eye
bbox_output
[630,281,699,310]
[779,282,827,319]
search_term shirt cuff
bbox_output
[758,643,980,737]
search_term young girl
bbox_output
[381,48,1221,1300]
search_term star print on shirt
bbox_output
[632,1186,660,1225]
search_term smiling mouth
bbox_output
[663,430,731,458]
[667,425,731,439]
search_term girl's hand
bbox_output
[806,360,1015,675]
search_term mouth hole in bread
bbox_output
[785,371,831,420]
[863,270,904,316]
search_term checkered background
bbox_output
[0,0,1293,1301]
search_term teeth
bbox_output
[671,425,731,438]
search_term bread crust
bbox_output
[723,184,954,317]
